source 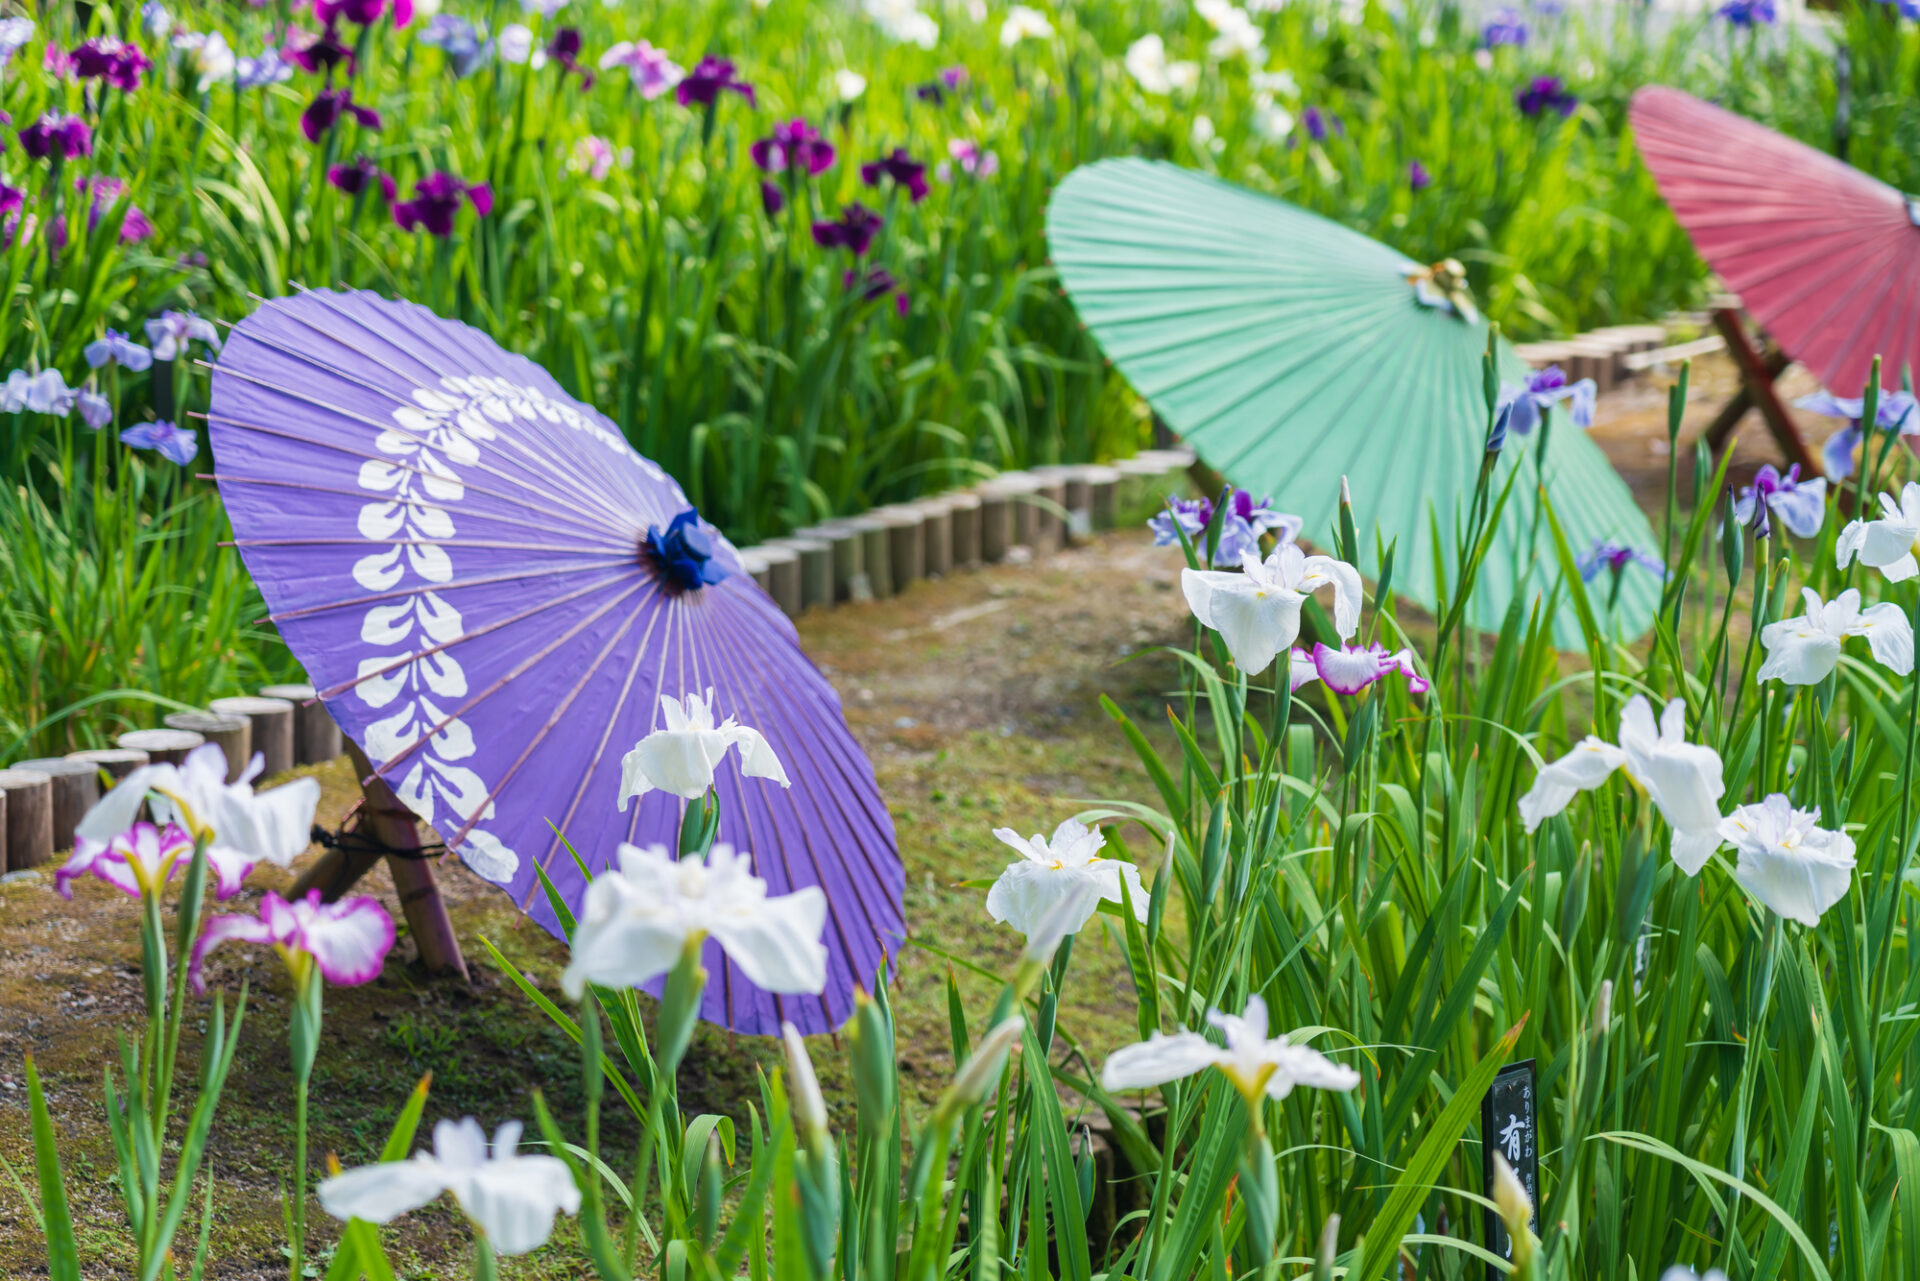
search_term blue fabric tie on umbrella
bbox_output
[207,289,903,1035]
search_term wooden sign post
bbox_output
[1482,1058,1539,1277]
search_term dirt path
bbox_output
[0,525,1196,1279]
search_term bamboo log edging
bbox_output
[117,728,205,766]
[0,769,52,872]
[259,682,346,765]
[163,711,251,782]
[12,758,101,856]
[210,695,297,777]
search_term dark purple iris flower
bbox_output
[752,119,835,176]
[812,202,883,256]
[1577,539,1664,582]
[19,113,93,161]
[328,154,397,201]
[283,26,356,75]
[78,176,155,243]
[1301,107,1341,142]
[71,38,153,91]
[940,65,968,90]
[676,55,754,108]
[860,147,928,203]
[914,66,969,103]
[393,171,493,237]
[844,266,909,315]
[1482,8,1528,47]
[546,27,594,87]
[0,183,23,218]
[1408,160,1431,191]
[761,180,785,216]
[302,88,381,143]
[315,0,414,27]
[1516,76,1578,118]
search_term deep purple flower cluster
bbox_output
[70,38,153,91]
[328,154,397,202]
[1300,106,1342,143]
[914,64,968,103]
[1482,8,1528,47]
[284,25,356,75]
[1408,159,1431,191]
[393,171,492,237]
[752,119,836,176]
[1516,76,1577,118]
[861,147,929,203]
[314,0,414,27]
[546,27,594,88]
[812,202,884,256]
[79,176,155,243]
[301,88,381,143]
[845,265,907,314]
[677,55,753,108]
[19,112,92,161]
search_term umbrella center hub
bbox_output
[642,507,732,592]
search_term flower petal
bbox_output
[986,860,1099,936]
[459,1156,582,1255]
[1099,1031,1222,1092]
[1757,617,1843,686]
[296,892,395,986]
[709,884,829,994]
[1516,737,1624,832]
[1734,832,1855,927]
[1852,601,1915,674]
[724,724,790,787]
[188,910,278,994]
[207,775,322,867]
[559,873,682,999]
[317,1155,451,1225]
[74,762,176,845]
[618,729,719,804]
[1199,577,1300,675]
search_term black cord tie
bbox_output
[310,823,447,862]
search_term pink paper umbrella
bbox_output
[1631,85,1920,398]
[207,289,902,1035]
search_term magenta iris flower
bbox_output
[283,26,356,75]
[812,202,884,255]
[328,154,397,201]
[761,180,785,216]
[1482,8,1528,47]
[394,171,493,236]
[915,68,966,104]
[190,888,395,994]
[752,119,836,175]
[19,113,93,160]
[71,38,153,91]
[546,27,594,87]
[0,182,21,218]
[1295,642,1430,697]
[78,176,154,243]
[861,147,929,202]
[121,419,199,466]
[1516,76,1577,118]
[1577,539,1664,581]
[1408,160,1431,190]
[1301,107,1340,142]
[939,138,998,180]
[302,88,382,143]
[314,0,414,27]
[677,55,754,107]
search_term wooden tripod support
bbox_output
[289,743,469,980]
[1703,307,1820,476]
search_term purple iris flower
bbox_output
[812,202,884,255]
[751,119,836,176]
[282,26,355,75]
[1718,0,1776,24]
[328,154,397,201]
[676,55,754,108]
[1482,8,1529,46]
[1732,463,1826,539]
[1148,489,1302,565]
[0,368,79,415]
[1577,539,1664,582]
[844,265,905,308]
[1798,388,1920,480]
[236,50,293,89]
[0,182,21,220]
[1878,0,1920,18]
[1491,365,1597,449]
[85,330,154,372]
[860,147,929,203]
[301,88,382,144]
[77,389,113,430]
[644,508,730,590]
[1301,106,1340,142]
[1408,160,1431,191]
[1300,642,1430,697]
[19,113,93,161]
[315,0,414,28]
[546,27,593,87]
[71,38,153,91]
[1516,76,1578,118]
[761,181,784,216]
[145,311,221,360]
[418,14,492,77]
[393,171,493,237]
[121,419,199,466]
[78,176,155,243]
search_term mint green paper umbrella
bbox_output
[1047,157,1660,646]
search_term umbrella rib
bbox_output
[205,472,638,553]
[231,535,633,556]
[268,558,640,624]
[317,567,643,701]
[362,576,664,787]
[203,410,638,543]
[208,368,640,536]
[282,293,656,521]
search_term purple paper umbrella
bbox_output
[206,289,903,1035]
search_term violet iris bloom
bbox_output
[1148,489,1302,566]
[1797,388,1920,480]
[19,113,92,161]
[0,368,79,415]
[915,68,966,104]
[71,38,153,91]
[393,171,493,236]
[283,26,355,75]
[418,15,492,77]
[1577,539,1664,582]
[939,138,998,180]
[676,55,753,108]
[0,183,22,220]
[0,16,32,66]
[1482,8,1528,46]
[546,27,593,86]
[79,176,155,243]
[302,88,382,143]
[77,389,113,430]
[86,330,155,372]
[861,147,929,202]
[812,202,884,255]
[1294,642,1430,697]
[761,180,785,217]
[146,310,221,360]
[235,50,293,89]
[315,0,414,28]
[1732,464,1827,539]
[1516,76,1577,118]
[1408,159,1431,191]
[1491,364,1597,449]
[328,154,397,201]
[190,888,395,994]
[752,119,836,176]
[1718,0,1776,24]
[1300,106,1340,142]
[55,822,196,900]
[599,40,682,98]
[121,419,199,465]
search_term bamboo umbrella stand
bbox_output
[290,744,468,980]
